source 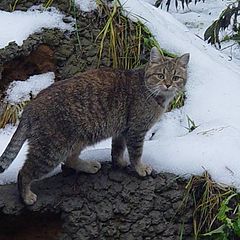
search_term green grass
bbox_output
[181,172,237,239]
[9,0,72,10]
[169,91,186,111]
[44,0,54,8]
[178,222,185,240]
[202,193,240,239]
[184,115,199,132]
[70,0,82,51]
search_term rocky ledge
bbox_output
[0,163,193,240]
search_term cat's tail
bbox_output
[0,121,27,173]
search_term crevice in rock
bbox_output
[0,44,55,96]
[0,211,62,240]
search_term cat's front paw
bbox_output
[78,160,101,174]
[135,163,152,177]
[23,191,37,206]
[87,160,102,174]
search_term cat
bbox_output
[0,47,189,205]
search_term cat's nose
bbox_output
[165,83,171,89]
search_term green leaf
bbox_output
[202,224,225,236]
[233,218,240,236]
[217,204,232,222]
[217,194,237,223]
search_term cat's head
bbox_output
[145,47,190,99]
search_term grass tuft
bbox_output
[44,0,54,8]
[168,91,186,111]
[96,0,162,69]
[182,171,235,239]
[9,0,20,11]
[185,115,198,132]
[0,100,29,128]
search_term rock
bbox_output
[0,163,193,239]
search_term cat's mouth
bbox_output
[159,86,176,94]
[147,85,176,98]
[162,85,174,90]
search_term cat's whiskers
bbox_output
[146,86,160,101]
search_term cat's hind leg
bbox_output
[65,145,101,174]
[111,134,128,168]
[18,146,63,205]
[18,170,37,206]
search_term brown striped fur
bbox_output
[0,47,189,205]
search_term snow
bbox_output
[5,72,55,104]
[75,0,97,12]
[0,6,73,49]
[0,126,28,184]
[170,0,231,37]
[1,0,240,190]
[168,0,240,63]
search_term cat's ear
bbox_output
[150,47,163,62]
[177,53,190,67]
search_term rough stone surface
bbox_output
[0,163,194,239]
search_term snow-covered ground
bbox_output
[6,72,55,104]
[1,0,240,190]
[169,0,240,62]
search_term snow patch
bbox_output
[0,125,28,184]
[5,72,55,104]
[75,0,97,12]
[0,7,73,49]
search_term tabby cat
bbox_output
[0,47,189,205]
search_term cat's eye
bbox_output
[158,74,164,79]
[172,76,181,81]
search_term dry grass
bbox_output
[0,101,29,128]
[181,171,235,239]
[96,0,162,69]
